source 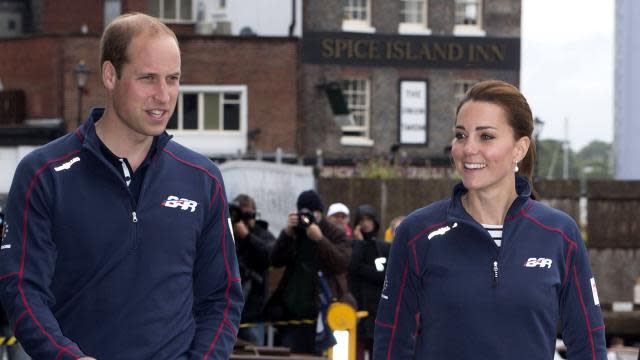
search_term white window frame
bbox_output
[170,85,247,133]
[152,0,195,23]
[453,80,477,114]
[453,0,486,37]
[341,79,374,146]
[398,0,432,35]
[342,0,376,33]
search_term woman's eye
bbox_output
[481,134,495,141]
[454,132,466,140]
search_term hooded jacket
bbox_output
[0,108,243,360]
[374,177,606,360]
[349,205,390,340]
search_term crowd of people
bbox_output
[230,190,401,359]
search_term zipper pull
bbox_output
[492,260,499,287]
[132,211,138,223]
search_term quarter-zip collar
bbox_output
[447,176,532,224]
[78,107,173,159]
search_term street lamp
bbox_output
[533,117,545,179]
[74,60,90,127]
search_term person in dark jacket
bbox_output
[375,80,606,359]
[349,204,390,360]
[0,13,242,360]
[266,190,353,355]
[231,194,275,346]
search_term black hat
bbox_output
[297,190,324,213]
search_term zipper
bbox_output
[132,211,138,223]
[492,260,499,287]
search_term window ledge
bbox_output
[453,25,486,37]
[398,23,432,36]
[340,136,374,147]
[341,21,376,33]
[160,19,196,24]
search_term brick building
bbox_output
[300,0,521,168]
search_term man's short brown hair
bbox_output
[100,12,179,78]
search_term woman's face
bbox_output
[451,100,529,194]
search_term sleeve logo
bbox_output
[590,277,600,306]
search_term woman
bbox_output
[374,80,606,359]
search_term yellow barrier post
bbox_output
[326,302,368,360]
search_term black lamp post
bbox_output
[74,60,90,127]
[533,117,545,180]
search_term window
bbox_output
[453,80,477,113]
[341,79,373,146]
[399,0,431,35]
[342,0,375,33]
[453,0,485,36]
[168,88,244,132]
[149,0,194,22]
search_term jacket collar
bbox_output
[447,176,532,223]
[78,107,173,156]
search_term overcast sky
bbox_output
[520,0,614,151]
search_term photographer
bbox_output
[266,190,353,354]
[231,194,275,346]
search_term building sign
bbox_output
[302,32,520,70]
[399,81,427,144]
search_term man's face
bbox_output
[107,33,181,138]
[241,205,256,228]
[328,213,349,226]
[359,216,375,233]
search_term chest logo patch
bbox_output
[162,195,198,212]
[54,157,80,172]
[524,257,553,269]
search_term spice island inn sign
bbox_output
[302,32,520,70]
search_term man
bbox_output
[326,202,352,238]
[230,194,275,345]
[349,204,390,360]
[0,13,243,360]
[266,190,353,354]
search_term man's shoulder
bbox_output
[162,140,222,178]
[16,132,82,174]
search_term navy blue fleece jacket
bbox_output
[374,177,606,360]
[0,108,243,359]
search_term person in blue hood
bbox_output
[349,204,390,360]
[374,80,606,359]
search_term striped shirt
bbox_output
[482,224,503,247]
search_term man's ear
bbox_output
[102,61,117,90]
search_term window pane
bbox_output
[223,103,240,130]
[224,93,240,100]
[149,0,160,17]
[164,0,176,19]
[204,93,220,130]
[182,93,198,130]
[180,0,192,20]
[167,107,178,129]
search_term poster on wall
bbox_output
[399,80,428,144]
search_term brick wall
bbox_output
[0,37,63,119]
[41,0,103,34]
[180,37,298,153]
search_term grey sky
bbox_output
[521,0,613,151]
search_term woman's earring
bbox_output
[515,161,519,173]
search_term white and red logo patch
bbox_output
[162,195,198,212]
[524,257,553,269]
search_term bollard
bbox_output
[326,302,368,360]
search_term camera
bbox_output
[297,208,316,229]
[229,202,256,224]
